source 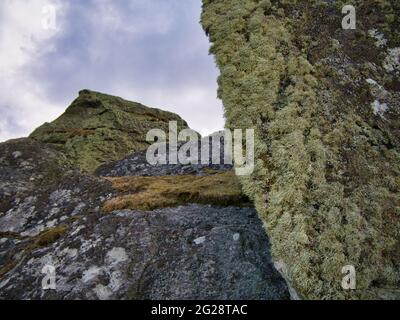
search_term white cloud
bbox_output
[0,0,224,142]
[0,0,66,141]
[92,0,225,137]
[88,0,175,35]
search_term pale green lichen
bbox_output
[202,0,400,299]
[384,47,400,73]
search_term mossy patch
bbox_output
[0,225,70,279]
[30,90,190,172]
[33,225,69,248]
[103,172,249,212]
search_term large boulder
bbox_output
[0,202,289,300]
[0,126,289,300]
[30,90,189,172]
[201,0,400,299]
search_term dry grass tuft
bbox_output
[103,171,248,212]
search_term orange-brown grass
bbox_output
[65,128,95,138]
[103,171,248,212]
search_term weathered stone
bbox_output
[95,134,233,177]
[0,116,289,300]
[0,204,289,300]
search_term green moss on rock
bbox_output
[30,90,189,172]
[34,225,69,248]
[202,0,400,299]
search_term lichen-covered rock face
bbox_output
[201,0,400,299]
[0,136,289,300]
[0,139,114,237]
[30,90,189,172]
[0,138,115,279]
[0,204,289,300]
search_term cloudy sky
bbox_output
[0,0,224,142]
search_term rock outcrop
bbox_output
[30,90,189,172]
[201,0,400,299]
[0,93,289,300]
[95,134,234,177]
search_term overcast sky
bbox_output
[0,0,224,142]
